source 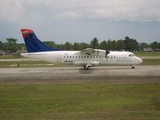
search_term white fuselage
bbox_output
[21,50,142,66]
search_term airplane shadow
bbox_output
[78,66,136,74]
[48,66,141,74]
[79,66,140,74]
[78,69,94,74]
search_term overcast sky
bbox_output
[0,0,160,44]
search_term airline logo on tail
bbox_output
[21,29,34,38]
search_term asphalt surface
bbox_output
[0,66,160,84]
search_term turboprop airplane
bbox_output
[21,29,143,70]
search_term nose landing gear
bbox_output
[131,65,135,69]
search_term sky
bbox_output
[0,0,160,44]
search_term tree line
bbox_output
[0,36,160,54]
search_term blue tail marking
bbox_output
[21,29,61,52]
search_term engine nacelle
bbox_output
[92,49,106,57]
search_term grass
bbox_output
[0,61,70,68]
[141,59,160,65]
[134,52,160,57]
[0,83,160,119]
[0,55,23,59]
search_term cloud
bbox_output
[0,0,160,44]
[0,0,24,22]
[0,0,160,24]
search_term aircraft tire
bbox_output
[84,66,89,70]
[131,65,135,69]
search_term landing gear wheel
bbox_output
[84,66,89,70]
[131,65,135,69]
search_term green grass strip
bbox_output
[134,52,160,57]
[0,83,160,119]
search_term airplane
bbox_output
[21,28,143,70]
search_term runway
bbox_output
[0,65,160,84]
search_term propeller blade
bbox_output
[105,41,110,62]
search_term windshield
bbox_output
[129,54,135,57]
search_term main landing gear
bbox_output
[84,65,90,70]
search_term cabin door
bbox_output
[57,55,61,63]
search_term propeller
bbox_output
[105,42,110,62]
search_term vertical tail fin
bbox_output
[21,29,60,52]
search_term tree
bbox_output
[151,41,158,50]
[6,38,17,53]
[56,44,64,50]
[43,41,56,48]
[79,43,90,50]
[117,39,125,50]
[0,41,3,50]
[124,36,138,51]
[158,42,160,48]
[90,37,99,49]
[130,39,138,51]
[6,38,17,44]
[64,42,72,50]
[16,43,26,51]
[139,42,150,51]
[72,42,80,50]
[110,40,117,50]
[107,39,111,50]
[124,36,130,51]
[99,40,107,50]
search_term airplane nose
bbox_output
[137,57,143,64]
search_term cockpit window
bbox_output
[129,54,134,57]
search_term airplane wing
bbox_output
[81,48,96,55]
[80,48,106,56]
